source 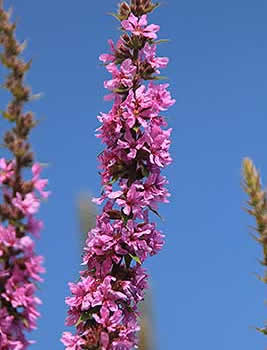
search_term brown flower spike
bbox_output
[242,157,267,335]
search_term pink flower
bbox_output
[93,306,123,333]
[121,86,152,128]
[0,225,17,248]
[147,82,176,112]
[83,220,127,266]
[146,125,172,167]
[120,220,164,262]
[104,59,136,91]
[92,276,127,312]
[12,193,40,216]
[143,172,170,205]
[26,216,44,237]
[117,127,147,160]
[65,276,96,311]
[116,184,146,217]
[99,39,124,63]
[100,332,110,349]
[32,163,50,199]
[0,158,14,184]
[61,332,86,350]
[1,266,41,326]
[121,14,160,39]
[141,43,169,72]
[96,110,123,146]
[25,255,45,282]
[99,39,116,63]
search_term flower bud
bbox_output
[121,33,131,45]
[21,181,34,194]
[130,0,159,16]
[118,2,131,19]
[21,152,34,167]
[23,112,36,129]
[4,130,15,146]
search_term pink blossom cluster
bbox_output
[0,161,49,349]
[62,8,175,350]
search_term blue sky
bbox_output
[0,0,266,349]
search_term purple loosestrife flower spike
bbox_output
[0,2,50,348]
[62,1,175,349]
[242,158,267,335]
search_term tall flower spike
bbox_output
[242,158,267,335]
[0,2,50,349]
[62,1,175,349]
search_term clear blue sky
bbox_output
[0,0,266,349]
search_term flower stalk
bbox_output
[242,157,267,335]
[0,2,49,348]
[62,1,175,349]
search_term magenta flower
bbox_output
[117,127,147,159]
[147,82,176,112]
[93,307,123,333]
[0,158,14,184]
[99,39,117,63]
[63,3,174,349]
[146,125,172,167]
[32,163,50,199]
[26,216,44,238]
[65,276,96,311]
[116,184,146,217]
[121,86,152,128]
[12,193,40,216]
[121,220,164,261]
[99,39,124,64]
[61,332,86,350]
[142,42,169,72]
[93,276,127,310]
[104,59,136,91]
[0,225,17,248]
[143,172,170,206]
[121,13,160,39]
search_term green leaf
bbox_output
[253,272,267,283]
[113,87,129,94]
[81,312,92,321]
[129,254,141,265]
[256,327,267,335]
[141,165,149,178]
[150,75,168,81]
[144,2,160,14]
[39,162,50,168]
[108,175,119,185]
[107,12,121,21]
[29,92,43,101]
[1,110,16,122]
[121,211,130,225]
[75,315,83,327]
[153,39,170,44]
[75,311,93,327]
[22,318,29,328]
[124,254,132,268]
[148,205,164,221]
[133,125,139,133]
